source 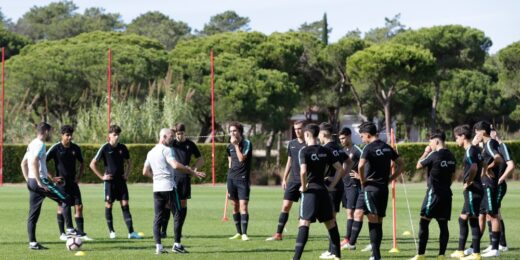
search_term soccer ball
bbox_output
[66,237,83,251]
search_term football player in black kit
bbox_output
[357,122,404,260]
[226,122,253,241]
[338,127,366,251]
[468,121,503,258]
[47,125,91,241]
[266,120,306,241]
[410,130,456,260]
[318,122,353,259]
[451,124,485,260]
[90,125,142,239]
[292,123,346,260]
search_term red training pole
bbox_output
[389,128,399,252]
[210,49,216,186]
[107,48,112,131]
[0,47,4,186]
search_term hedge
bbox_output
[2,143,229,184]
[2,141,519,183]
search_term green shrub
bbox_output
[3,141,519,184]
[3,143,228,184]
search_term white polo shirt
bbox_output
[27,138,48,179]
[144,144,176,192]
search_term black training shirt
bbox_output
[287,139,306,183]
[343,144,362,188]
[323,142,347,190]
[46,142,83,183]
[360,139,399,191]
[463,145,483,193]
[299,144,338,190]
[419,148,456,195]
[227,139,253,180]
[482,139,502,186]
[94,143,130,179]
[172,139,201,178]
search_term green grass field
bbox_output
[1,182,519,259]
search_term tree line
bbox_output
[1,2,519,145]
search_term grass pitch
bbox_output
[0,182,519,259]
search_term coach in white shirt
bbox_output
[143,128,205,254]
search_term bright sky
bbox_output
[2,0,519,53]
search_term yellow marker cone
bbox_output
[389,247,400,253]
[402,230,412,236]
[138,232,145,237]
[75,251,85,256]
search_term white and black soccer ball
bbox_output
[66,236,83,251]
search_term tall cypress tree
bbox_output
[322,13,328,45]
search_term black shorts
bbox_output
[497,182,507,209]
[329,189,344,213]
[104,179,129,203]
[363,187,388,217]
[420,188,452,220]
[227,178,250,200]
[461,189,482,217]
[283,182,301,202]
[480,186,499,215]
[174,175,191,200]
[64,182,82,205]
[343,186,363,209]
[300,189,334,223]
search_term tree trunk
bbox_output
[265,130,275,160]
[197,115,212,143]
[430,82,440,132]
[384,102,391,142]
[276,131,281,168]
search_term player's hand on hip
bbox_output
[102,174,113,181]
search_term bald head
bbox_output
[159,128,173,144]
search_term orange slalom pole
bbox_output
[221,192,229,222]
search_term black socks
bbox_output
[233,213,242,234]
[458,217,468,251]
[105,207,114,232]
[469,218,481,253]
[241,214,249,235]
[349,221,363,245]
[277,212,289,234]
[418,218,430,255]
[293,226,309,260]
[121,205,134,233]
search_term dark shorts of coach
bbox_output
[420,188,452,220]
[329,189,344,213]
[461,189,482,217]
[479,185,499,215]
[497,182,507,209]
[343,186,363,210]
[174,175,191,200]
[104,180,129,203]
[227,178,250,201]
[300,189,334,223]
[283,182,301,202]
[363,186,388,217]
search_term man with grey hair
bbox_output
[143,128,205,254]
